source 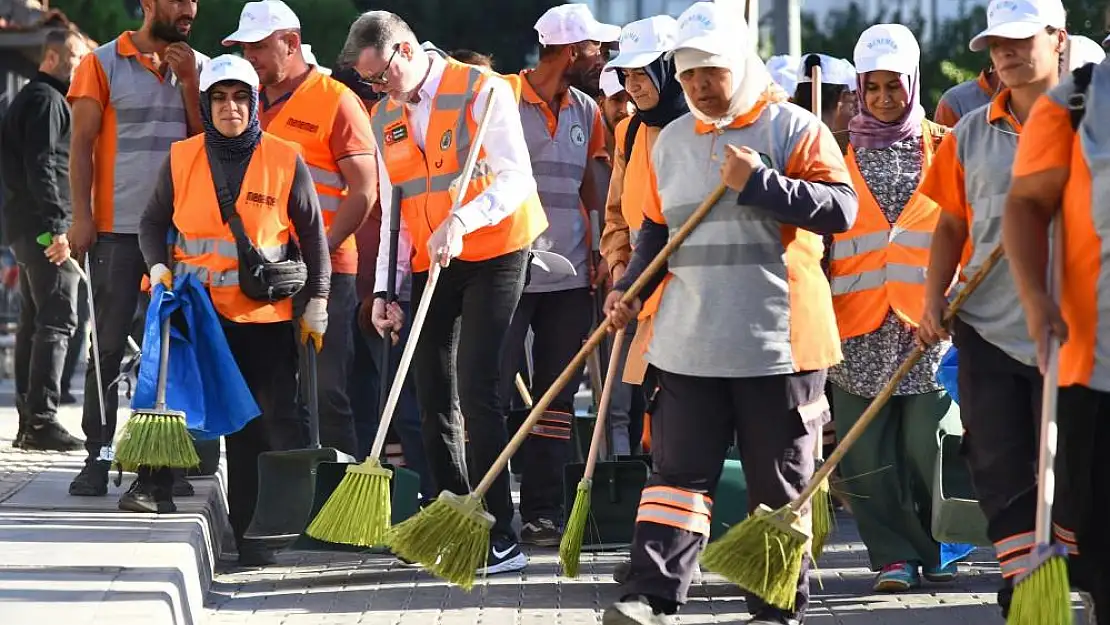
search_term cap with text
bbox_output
[969,0,1066,52]
[606,15,679,71]
[222,0,300,46]
[666,1,749,60]
[535,4,620,46]
[853,23,920,76]
[200,54,260,92]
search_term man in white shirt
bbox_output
[342,10,547,576]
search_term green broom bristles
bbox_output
[811,477,834,561]
[560,478,592,578]
[1007,544,1071,625]
[114,412,199,472]
[306,459,393,546]
[700,504,809,611]
[386,491,494,590]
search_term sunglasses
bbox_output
[366,44,400,86]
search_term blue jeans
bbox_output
[349,299,433,501]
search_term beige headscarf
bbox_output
[673,45,773,128]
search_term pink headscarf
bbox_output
[848,68,926,149]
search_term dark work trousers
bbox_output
[222,319,301,545]
[61,277,89,396]
[499,287,594,525]
[298,273,358,456]
[410,249,528,541]
[349,298,433,501]
[80,235,147,460]
[952,318,1039,586]
[623,366,824,618]
[1054,384,1110,621]
[11,236,79,429]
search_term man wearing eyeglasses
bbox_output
[223,0,377,458]
[342,10,547,576]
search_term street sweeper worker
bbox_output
[222,0,377,459]
[342,10,547,576]
[65,0,207,510]
[600,3,858,624]
[916,0,1070,615]
[1003,42,1110,621]
[599,12,683,460]
[934,66,1001,127]
[497,2,615,549]
[598,70,635,157]
[137,54,331,565]
[792,54,857,154]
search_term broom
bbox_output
[701,243,1006,611]
[561,328,626,578]
[306,87,498,546]
[1007,221,1070,625]
[114,312,199,471]
[388,183,729,590]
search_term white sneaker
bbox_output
[476,536,527,576]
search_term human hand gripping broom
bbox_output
[1006,221,1070,625]
[701,243,1006,611]
[305,87,498,547]
[560,327,626,578]
[387,183,729,590]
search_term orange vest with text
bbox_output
[169,133,298,323]
[264,71,359,274]
[370,59,547,272]
[829,122,943,339]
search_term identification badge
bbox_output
[385,123,409,145]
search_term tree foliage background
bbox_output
[49,0,1109,111]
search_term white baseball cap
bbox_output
[766,54,799,95]
[667,1,749,59]
[222,0,300,46]
[969,0,1067,52]
[200,54,260,92]
[1068,35,1107,70]
[534,4,620,46]
[854,24,920,76]
[606,15,679,70]
[600,70,624,97]
[301,44,331,76]
[797,53,857,88]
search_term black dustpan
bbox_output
[243,345,354,548]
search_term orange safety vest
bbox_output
[370,59,547,273]
[264,71,359,274]
[829,122,942,340]
[169,133,299,323]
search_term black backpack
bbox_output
[1070,62,1095,131]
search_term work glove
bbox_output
[150,263,173,291]
[300,297,328,352]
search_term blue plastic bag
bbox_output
[936,345,960,405]
[131,274,260,439]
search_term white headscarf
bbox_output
[673,47,772,128]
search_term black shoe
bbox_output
[60,391,77,405]
[21,420,84,452]
[237,540,277,566]
[476,535,527,576]
[747,607,801,625]
[69,460,110,496]
[520,518,561,547]
[171,469,194,497]
[603,596,671,625]
[118,472,176,513]
[613,559,631,583]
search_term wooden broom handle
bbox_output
[793,243,1006,508]
[811,65,822,118]
[584,329,626,479]
[474,184,728,496]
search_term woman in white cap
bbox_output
[602,2,857,623]
[826,24,963,593]
[138,54,331,565]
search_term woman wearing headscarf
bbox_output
[825,24,963,593]
[601,3,857,624]
[138,54,331,566]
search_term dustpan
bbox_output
[243,344,355,547]
[931,431,991,546]
[710,447,749,541]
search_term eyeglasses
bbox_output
[366,44,399,86]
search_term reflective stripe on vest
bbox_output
[829,123,940,340]
[370,59,547,273]
[169,133,299,323]
[1050,65,1110,391]
[949,101,1037,365]
[93,39,192,234]
[519,85,595,292]
[647,108,841,377]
